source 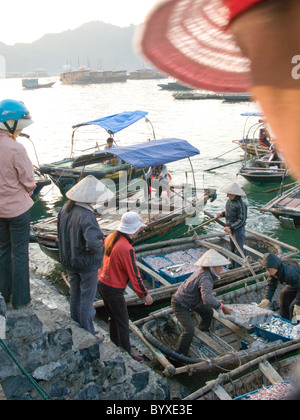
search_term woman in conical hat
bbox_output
[216,182,247,269]
[58,176,114,336]
[171,249,232,356]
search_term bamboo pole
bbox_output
[228,232,256,276]
[179,216,218,238]
[264,181,298,194]
[204,159,244,172]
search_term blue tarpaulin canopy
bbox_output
[72,110,148,134]
[72,138,200,168]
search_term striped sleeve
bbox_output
[126,249,148,299]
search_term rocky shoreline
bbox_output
[0,244,171,401]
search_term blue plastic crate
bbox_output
[158,266,194,284]
[234,381,295,400]
[254,315,297,343]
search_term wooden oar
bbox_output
[214,146,240,159]
[228,232,256,276]
[129,320,175,375]
[204,159,244,172]
[179,216,219,238]
[264,181,298,194]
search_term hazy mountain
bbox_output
[0,21,146,75]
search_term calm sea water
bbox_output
[1,76,300,251]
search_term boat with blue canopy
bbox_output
[39,110,154,196]
[232,112,271,156]
[32,137,217,262]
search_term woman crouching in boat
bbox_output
[171,249,232,356]
[98,211,153,361]
[258,253,300,322]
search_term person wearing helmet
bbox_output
[0,99,36,309]
[171,249,232,356]
[98,211,153,361]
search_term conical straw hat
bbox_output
[66,175,114,204]
[195,249,230,267]
[221,183,246,197]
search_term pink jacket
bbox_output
[0,130,36,218]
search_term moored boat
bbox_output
[60,68,128,84]
[22,78,55,89]
[38,110,152,196]
[238,155,292,185]
[260,183,300,229]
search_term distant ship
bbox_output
[128,68,168,80]
[60,68,128,85]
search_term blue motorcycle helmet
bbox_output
[0,99,33,134]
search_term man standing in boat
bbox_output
[216,183,248,269]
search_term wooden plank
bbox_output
[259,361,284,384]
[213,385,233,400]
[213,310,256,344]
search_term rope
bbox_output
[0,338,53,400]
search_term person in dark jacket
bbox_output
[171,249,232,356]
[217,183,248,269]
[258,253,300,322]
[58,175,114,335]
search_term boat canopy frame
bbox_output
[70,110,154,157]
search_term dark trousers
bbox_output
[229,227,245,269]
[280,285,297,321]
[0,210,31,308]
[98,282,131,354]
[171,295,213,356]
[68,270,98,335]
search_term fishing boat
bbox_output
[260,183,300,229]
[131,275,300,378]
[238,156,292,185]
[38,110,153,196]
[22,78,55,89]
[184,344,300,400]
[32,138,217,261]
[60,69,128,85]
[157,81,193,91]
[128,69,167,80]
[232,112,272,156]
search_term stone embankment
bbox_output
[0,249,170,400]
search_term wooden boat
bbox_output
[38,111,152,196]
[232,139,269,156]
[22,78,55,89]
[232,112,272,156]
[131,276,300,378]
[128,69,167,80]
[184,344,300,400]
[157,81,193,91]
[260,183,300,229]
[238,155,292,185]
[32,138,215,263]
[60,69,128,85]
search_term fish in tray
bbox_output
[258,317,300,340]
[219,304,274,327]
[238,382,295,401]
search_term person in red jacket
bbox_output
[98,211,153,361]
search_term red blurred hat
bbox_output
[136,0,263,93]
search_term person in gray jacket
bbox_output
[171,249,232,356]
[217,183,248,269]
[58,175,114,335]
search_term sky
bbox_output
[0,0,158,45]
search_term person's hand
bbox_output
[293,305,300,323]
[224,226,231,234]
[221,305,232,315]
[216,212,223,218]
[144,294,153,306]
[258,299,270,309]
